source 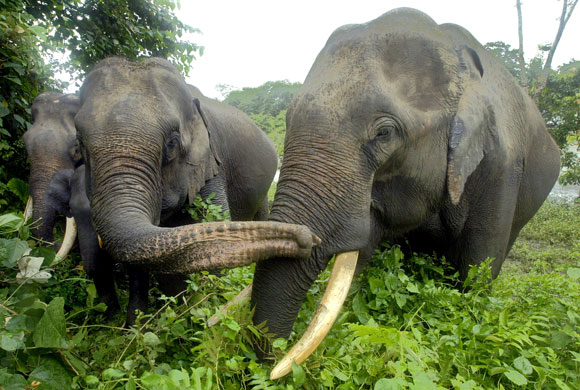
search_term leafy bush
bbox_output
[1,201,579,389]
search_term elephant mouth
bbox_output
[209,250,359,380]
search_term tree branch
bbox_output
[535,0,578,97]
[516,0,528,87]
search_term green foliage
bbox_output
[224,80,301,117]
[484,41,545,86]
[0,0,201,212]
[0,0,58,211]
[536,63,580,186]
[1,201,579,389]
[224,81,302,159]
[25,0,202,79]
[250,110,287,157]
[184,193,230,222]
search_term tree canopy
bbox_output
[223,81,302,158]
[0,0,201,211]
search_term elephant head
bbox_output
[75,57,318,274]
[249,8,560,378]
[23,92,80,243]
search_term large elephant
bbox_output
[248,8,560,377]
[23,92,79,243]
[73,57,318,316]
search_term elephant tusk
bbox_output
[206,283,253,327]
[54,217,77,264]
[97,234,103,249]
[270,251,358,380]
[24,196,33,222]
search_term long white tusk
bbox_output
[24,196,33,222]
[207,283,253,327]
[54,217,77,264]
[270,251,358,380]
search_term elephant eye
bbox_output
[164,132,181,162]
[373,117,399,141]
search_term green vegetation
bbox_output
[1,200,578,389]
[485,40,580,188]
[0,0,201,213]
[224,81,302,158]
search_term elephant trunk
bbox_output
[251,137,373,339]
[89,146,318,274]
[29,158,73,243]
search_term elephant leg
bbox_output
[447,177,521,281]
[253,194,270,221]
[155,274,188,297]
[93,251,120,320]
[126,268,150,326]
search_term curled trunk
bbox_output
[89,157,319,274]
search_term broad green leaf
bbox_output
[6,178,28,202]
[551,331,572,349]
[504,370,527,386]
[0,238,29,267]
[143,331,161,347]
[411,372,438,390]
[292,361,305,387]
[102,368,126,380]
[33,297,69,349]
[513,356,533,375]
[406,282,419,293]
[0,334,24,351]
[555,378,572,390]
[0,213,24,234]
[567,267,580,280]
[84,375,99,387]
[460,380,477,390]
[28,356,73,390]
[375,378,403,390]
[29,246,56,268]
[0,368,28,390]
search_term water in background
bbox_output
[549,182,579,203]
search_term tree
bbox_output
[516,0,578,96]
[537,62,580,186]
[225,80,302,117]
[484,41,521,79]
[0,0,201,211]
[224,80,303,159]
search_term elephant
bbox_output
[46,166,121,319]
[22,92,79,243]
[72,57,318,321]
[245,8,560,378]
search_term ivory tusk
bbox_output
[23,197,33,222]
[206,283,253,327]
[54,217,77,264]
[270,251,358,380]
[97,234,103,249]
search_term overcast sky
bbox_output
[178,0,580,99]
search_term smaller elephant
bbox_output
[23,92,80,243]
[47,166,120,318]
[70,57,318,324]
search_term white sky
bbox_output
[178,0,580,99]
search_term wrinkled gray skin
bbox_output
[74,57,282,323]
[46,166,121,318]
[251,8,560,341]
[23,92,79,243]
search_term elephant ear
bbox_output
[46,169,74,218]
[185,98,221,204]
[447,46,496,205]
